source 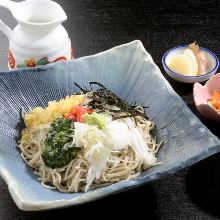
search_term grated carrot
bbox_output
[208,90,220,112]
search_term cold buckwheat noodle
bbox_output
[19,83,162,192]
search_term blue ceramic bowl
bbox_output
[0,41,220,211]
[162,45,219,83]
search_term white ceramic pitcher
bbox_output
[0,0,73,69]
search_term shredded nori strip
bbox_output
[74,82,148,120]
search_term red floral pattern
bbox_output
[8,50,16,69]
[52,56,67,63]
[8,48,74,69]
[24,58,36,67]
[71,48,74,59]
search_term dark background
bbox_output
[0,0,220,219]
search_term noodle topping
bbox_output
[42,118,79,168]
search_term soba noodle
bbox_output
[19,85,161,192]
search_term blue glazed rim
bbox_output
[162,45,219,79]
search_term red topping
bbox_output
[65,106,93,122]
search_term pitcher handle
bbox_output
[0,0,18,39]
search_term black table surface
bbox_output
[0,0,220,219]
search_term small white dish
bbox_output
[162,45,219,83]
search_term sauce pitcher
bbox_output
[0,0,73,69]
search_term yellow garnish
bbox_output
[24,95,84,129]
